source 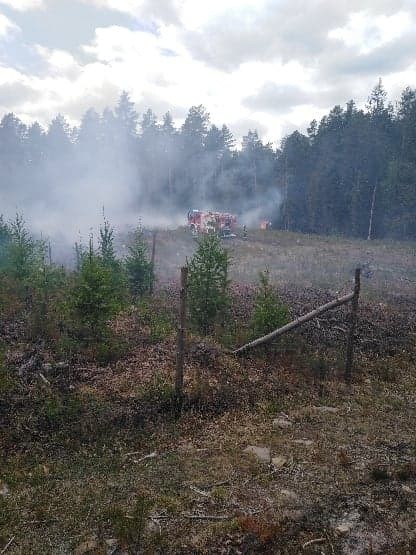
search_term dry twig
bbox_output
[302,537,326,550]
[38,372,50,385]
[0,537,15,554]
[189,485,211,497]
[183,513,233,521]
[201,480,231,489]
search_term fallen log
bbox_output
[233,291,354,354]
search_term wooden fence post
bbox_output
[344,268,361,385]
[175,266,188,407]
[149,230,157,295]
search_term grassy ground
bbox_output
[1,229,416,554]
[152,228,416,299]
[2,341,416,554]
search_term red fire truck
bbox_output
[187,210,237,237]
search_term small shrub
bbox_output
[188,233,230,335]
[38,394,83,430]
[396,462,416,482]
[108,495,154,550]
[137,298,174,343]
[69,246,126,341]
[29,263,68,341]
[0,367,16,396]
[99,218,127,300]
[373,359,397,383]
[138,374,175,406]
[261,399,284,415]
[1,215,45,307]
[211,486,228,503]
[370,467,391,481]
[250,269,289,339]
[0,215,11,271]
[5,214,44,283]
[125,226,154,297]
[94,335,128,364]
[99,217,116,265]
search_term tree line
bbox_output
[0,79,415,240]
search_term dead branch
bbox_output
[0,537,15,554]
[189,485,211,497]
[124,451,141,457]
[200,480,231,489]
[183,513,233,521]
[234,292,354,354]
[302,537,326,550]
[137,451,157,462]
[38,372,50,386]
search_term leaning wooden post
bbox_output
[175,266,188,407]
[149,231,157,295]
[344,268,361,385]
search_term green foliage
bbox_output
[99,218,128,304]
[137,373,175,406]
[3,83,416,242]
[0,216,11,271]
[108,495,154,550]
[125,227,154,297]
[38,394,83,430]
[99,217,116,266]
[3,215,44,290]
[370,467,391,481]
[0,215,52,319]
[136,297,174,343]
[29,262,68,340]
[93,335,128,364]
[0,347,16,397]
[250,270,289,339]
[69,249,126,341]
[187,233,230,335]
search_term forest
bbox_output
[0,79,415,241]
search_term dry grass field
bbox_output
[152,228,415,300]
[1,230,416,554]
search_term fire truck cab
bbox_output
[187,210,237,237]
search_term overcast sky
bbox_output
[0,0,416,144]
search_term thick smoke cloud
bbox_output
[0,96,283,264]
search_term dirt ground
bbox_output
[1,230,416,554]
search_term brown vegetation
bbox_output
[1,230,416,553]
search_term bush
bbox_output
[187,233,230,335]
[69,245,126,341]
[5,214,43,284]
[29,261,68,341]
[0,215,57,329]
[38,394,83,430]
[107,495,154,551]
[250,269,289,339]
[99,218,128,303]
[136,297,174,343]
[0,215,11,271]
[125,227,154,297]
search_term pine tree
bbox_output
[187,234,230,335]
[124,227,154,297]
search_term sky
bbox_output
[0,0,416,145]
